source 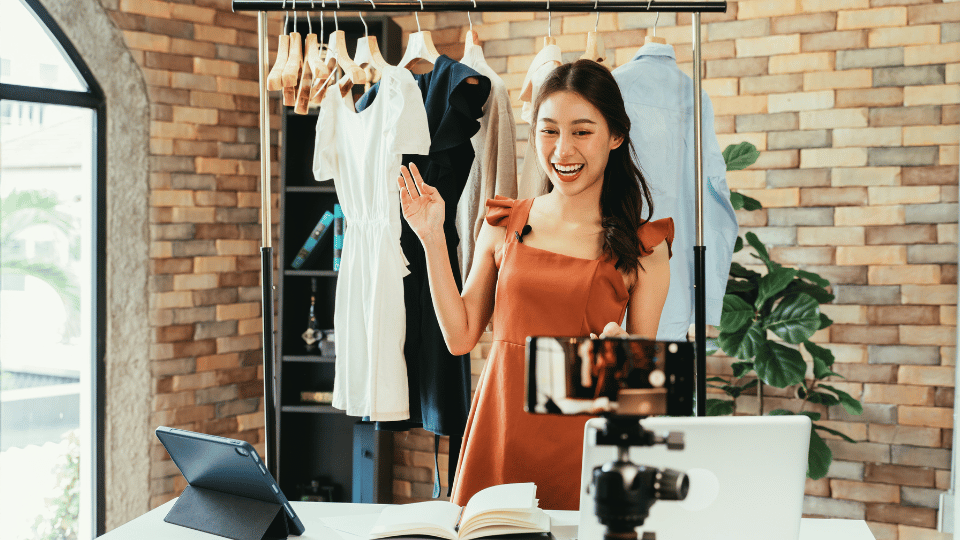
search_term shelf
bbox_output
[283,355,336,363]
[285,269,339,278]
[282,405,341,414]
[286,185,336,194]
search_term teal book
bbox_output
[292,211,335,269]
[333,204,344,272]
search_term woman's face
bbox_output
[535,90,623,197]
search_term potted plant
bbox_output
[707,142,864,479]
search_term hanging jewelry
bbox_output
[302,278,320,351]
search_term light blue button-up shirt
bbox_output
[613,42,738,340]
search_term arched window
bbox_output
[0,0,106,537]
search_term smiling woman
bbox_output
[397,59,674,510]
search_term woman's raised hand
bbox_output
[399,163,445,242]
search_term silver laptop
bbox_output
[578,415,811,540]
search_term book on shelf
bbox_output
[291,210,334,269]
[301,391,334,404]
[333,204,344,272]
[369,483,550,540]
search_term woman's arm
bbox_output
[625,239,671,338]
[399,164,499,356]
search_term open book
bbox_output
[369,483,550,540]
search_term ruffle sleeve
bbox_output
[639,217,674,258]
[484,195,517,228]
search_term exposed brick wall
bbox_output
[388,4,960,540]
[91,0,281,509]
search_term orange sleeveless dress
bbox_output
[450,197,674,510]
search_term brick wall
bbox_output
[388,3,960,540]
[92,0,280,509]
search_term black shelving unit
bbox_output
[276,15,401,503]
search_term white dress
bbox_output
[312,66,431,420]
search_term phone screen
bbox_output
[525,337,694,417]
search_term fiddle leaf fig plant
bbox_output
[708,142,864,480]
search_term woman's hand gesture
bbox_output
[399,163,445,243]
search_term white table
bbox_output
[99,500,875,540]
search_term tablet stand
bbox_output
[164,485,291,540]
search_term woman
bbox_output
[397,60,673,510]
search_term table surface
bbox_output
[99,500,876,540]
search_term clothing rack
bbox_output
[232,0,727,479]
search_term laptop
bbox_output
[578,415,811,540]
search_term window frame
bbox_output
[0,0,107,535]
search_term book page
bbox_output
[459,483,550,537]
[369,500,461,540]
[461,483,537,524]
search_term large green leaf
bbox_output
[819,312,834,330]
[741,194,762,211]
[807,427,832,480]
[769,408,793,416]
[767,293,821,344]
[734,236,743,253]
[731,361,754,378]
[755,267,798,310]
[754,342,807,387]
[784,280,836,304]
[729,262,761,280]
[814,423,857,444]
[706,399,735,416]
[805,341,839,379]
[726,279,756,294]
[729,192,763,212]
[718,320,765,360]
[721,294,755,332]
[807,391,841,407]
[819,385,864,416]
[798,411,822,422]
[797,268,830,288]
[705,338,719,356]
[723,142,761,172]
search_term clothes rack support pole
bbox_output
[257,10,280,480]
[232,0,727,13]
[692,12,707,417]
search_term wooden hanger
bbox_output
[267,34,290,92]
[399,3,440,70]
[325,24,367,85]
[580,11,605,62]
[294,21,321,114]
[645,10,668,45]
[543,2,556,47]
[354,11,389,86]
[281,31,303,89]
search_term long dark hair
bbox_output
[531,59,655,275]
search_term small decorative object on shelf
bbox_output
[301,391,334,404]
[302,278,320,351]
[292,210,334,269]
[333,204,344,271]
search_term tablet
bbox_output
[156,426,306,537]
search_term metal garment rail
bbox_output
[236,0,726,479]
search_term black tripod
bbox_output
[591,415,689,540]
